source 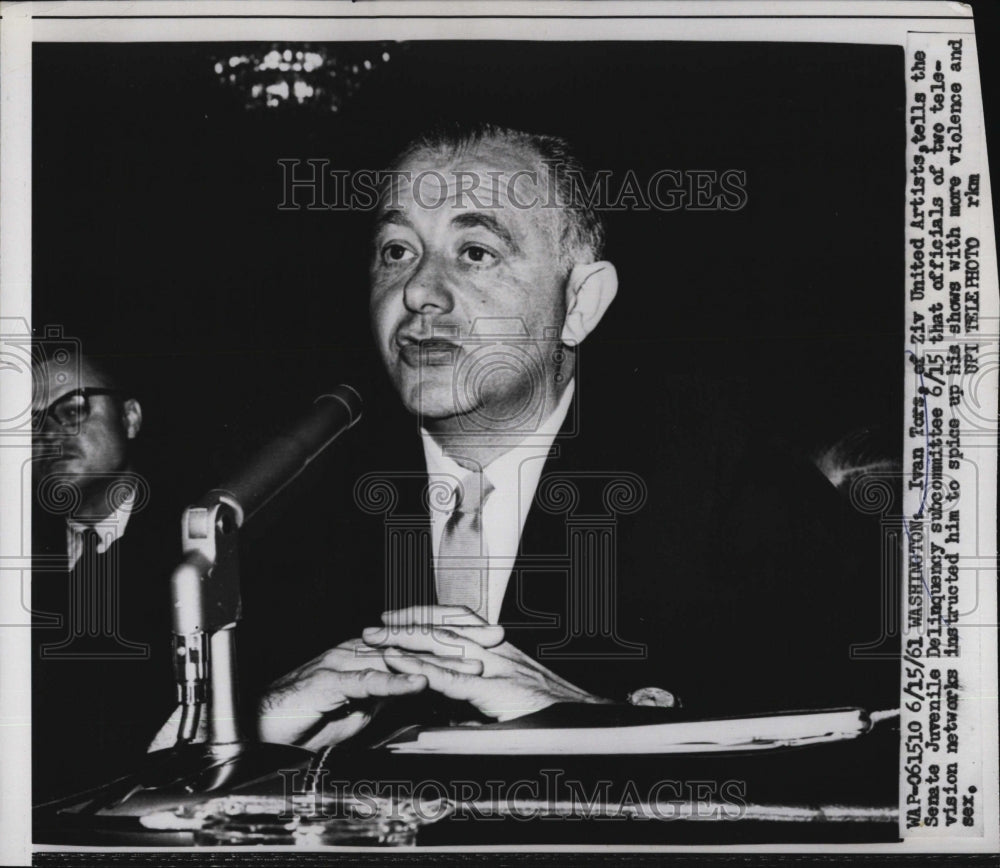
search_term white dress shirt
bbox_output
[65,489,136,569]
[421,382,575,624]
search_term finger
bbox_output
[300,711,371,753]
[439,622,505,649]
[383,654,482,704]
[305,645,387,677]
[381,605,487,628]
[365,622,504,651]
[381,648,485,676]
[331,668,429,699]
[292,667,426,710]
[281,642,387,682]
[362,624,480,659]
[333,642,390,670]
[335,637,389,658]
[379,606,502,647]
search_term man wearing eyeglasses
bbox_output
[31,350,176,803]
[33,354,143,557]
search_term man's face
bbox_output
[369,141,570,426]
[33,358,131,484]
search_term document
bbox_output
[382,707,876,755]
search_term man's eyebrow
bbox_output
[372,209,410,232]
[450,212,520,253]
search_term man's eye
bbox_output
[460,245,497,265]
[381,243,416,265]
[59,400,86,423]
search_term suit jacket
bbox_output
[31,478,180,803]
[239,365,899,724]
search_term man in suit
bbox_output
[253,123,898,750]
[32,350,178,802]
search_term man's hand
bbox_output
[362,606,613,721]
[257,637,428,751]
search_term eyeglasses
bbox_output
[33,388,122,431]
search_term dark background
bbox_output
[33,40,905,499]
[26,11,1000,861]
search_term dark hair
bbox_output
[387,122,606,264]
[33,345,139,401]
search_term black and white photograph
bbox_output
[0,1,997,862]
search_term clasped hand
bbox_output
[258,606,609,750]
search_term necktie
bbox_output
[71,527,103,638]
[435,470,494,619]
[78,526,101,564]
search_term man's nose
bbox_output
[33,418,66,460]
[38,413,65,436]
[403,252,454,314]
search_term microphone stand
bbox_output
[40,497,314,820]
[36,389,362,821]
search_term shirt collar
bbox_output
[66,486,137,560]
[420,380,575,499]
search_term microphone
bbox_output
[169,387,362,746]
[172,384,363,636]
[47,390,366,812]
[209,384,363,527]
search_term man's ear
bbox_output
[122,399,143,440]
[561,261,618,347]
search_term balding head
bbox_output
[369,123,618,455]
[384,122,606,270]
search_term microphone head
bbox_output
[318,384,363,428]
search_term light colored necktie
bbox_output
[435,470,494,618]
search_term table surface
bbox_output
[34,724,901,847]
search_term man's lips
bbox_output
[50,445,81,458]
[395,334,462,366]
[44,451,81,466]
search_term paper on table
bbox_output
[383,707,877,755]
